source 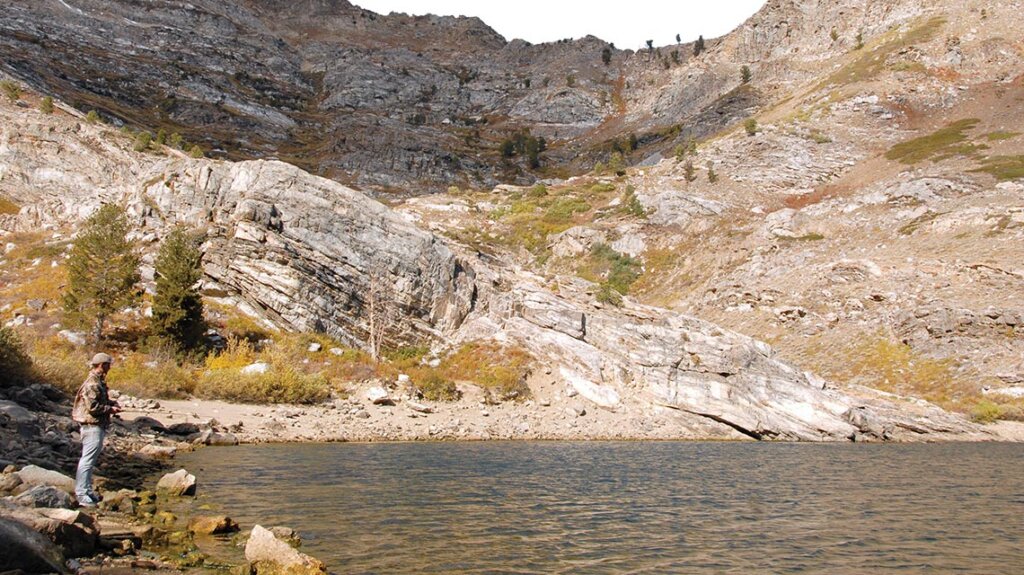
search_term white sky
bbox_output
[351,1,767,50]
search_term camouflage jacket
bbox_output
[71,372,116,426]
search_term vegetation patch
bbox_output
[846,336,974,411]
[578,243,642,306]
[25,335,86,394]
[778,232,825,242]
[898,211,943,235]
[970,155,1024,181]
[408,367,460,401]
[107,354,196,399]
[0,326,33,387]
[823,16,946,87]
[0,196,19,215]
[443,342,533,401]
[984,131,1020,142]
[884,119,985,164]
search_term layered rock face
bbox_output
[141,160,477,345]
[459,270,977,441]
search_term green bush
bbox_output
[85,110,100,123]
[528,184,548,198]
[608,152,627,176]
[707,161,718,183]
[741,65,752,84]
[970,400,1003,424]
[384,345,430,369]
[411,368,461,401]
[621,185,645,217]
[39,96,54,114]
[1,80,20,103]
[189,145,204,158]
[0,326,33,387]
[744,118,758,136]
[134,131,152,152]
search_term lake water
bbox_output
[176,442,1024,574]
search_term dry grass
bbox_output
[194,334,375,404]
[25,335,88,394]
[443,342,534,401]
[107,353,196,399]
[0,196,19,215]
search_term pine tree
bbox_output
[608,152,627,176]
[62,204,140,341]
[693,35,705,57]
[741,65,752,84]
[601,46,612,65]
[40,96,54,114]
[707,161,718,183]
[151,227,206,352]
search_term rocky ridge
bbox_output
[0,95,991,442]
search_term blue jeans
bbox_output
[75,425,106,500]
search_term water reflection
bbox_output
[178,442,1024,574]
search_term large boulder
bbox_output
[1,501,99,560]
[0,516,67,574]
[155,469,196,497]
[15,465,75,494]
[245,525,326,575]
[12,485,76,509]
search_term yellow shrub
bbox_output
[205,338,257,370]
[106,353,196,399]
[194,365,329,404]
[970,399,1003,424]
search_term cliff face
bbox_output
[0,0,621,192]
[1,0,961,194]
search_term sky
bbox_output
[351,1,767,50]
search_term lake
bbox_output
[176,441,1024,574]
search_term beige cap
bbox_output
[90,353,113,366]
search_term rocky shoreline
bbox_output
[4,382,1024,574]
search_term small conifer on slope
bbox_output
[62,204,140,341]
[151,227,207,352]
